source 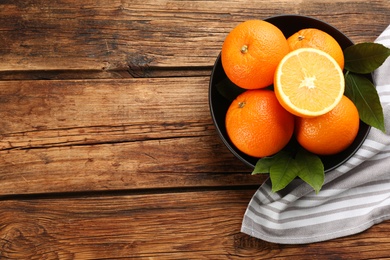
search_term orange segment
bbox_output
[274,48,345,118]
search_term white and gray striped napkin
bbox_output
[241,25,390,244]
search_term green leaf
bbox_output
[295,149,325,194]
[269,152,300,192]
[252,156,275,175]
[345,72,385,132]
[344,42,390,74]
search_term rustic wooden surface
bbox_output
[1,0,390,258]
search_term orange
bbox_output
[295,95,360,155]
[287,28,344,69]
[225,89,295,157]
[221,20,290,90]
[274,48,344,118]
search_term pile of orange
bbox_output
[222,20,360,158]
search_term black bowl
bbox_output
[209,15,371,172]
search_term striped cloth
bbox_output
[241,25,390,244]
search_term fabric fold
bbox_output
[241,25,390,244]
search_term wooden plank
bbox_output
[0,135,264,195]
[1,190,389,259]
[0,77,212,143]
[1,0,389,73]
[0,78,265,195]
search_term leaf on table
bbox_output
[268,151,300,193]
[344,42,390,74]
[295,149,325,194]
[345,72,385,132]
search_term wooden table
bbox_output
[1,1,390,259]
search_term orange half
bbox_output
[274,48,344,117]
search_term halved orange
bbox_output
[274,48,344,118]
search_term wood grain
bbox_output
[0,134,266,196]
[1,0,390,258]
[0,78,211,141]
[0,77,265,196]
[1,190,389,259]
[0,0,389,76]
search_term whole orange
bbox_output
[287,28,345,69]
[295,95,360,155]
[225,89,295,158]
[221,20,290,90]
